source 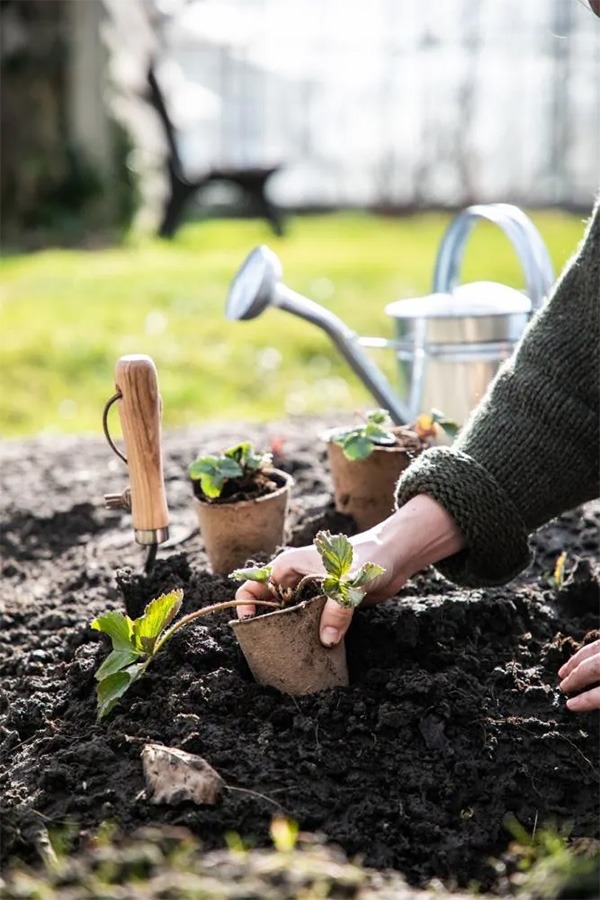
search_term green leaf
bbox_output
[189,455,241,480]
[96,664,143,721]
[430,408,460,438]
[342,585,366,608]
[365,408,392,426]
[188,458,215,478]
[95,648,142,682]
[365,423,396,444]
[219,458,246,477]
[91,611,134,651]
[314,531,354,578]
[225,442,251,463]
[191,456,242,498]
[332,410,396,459]
[199,472,224,499]
[350,562,385,588]
[322,575,343,601]
[321,578,364,609]
[225,442,271,472]
[338,433,374,460]
[132,589,184,655]
[440,421,459,439]
[229,564,273,583]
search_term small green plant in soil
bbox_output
[230,530,384,608]
[331,409,397,460]
[188,441,273,500]
[91,589,279,720]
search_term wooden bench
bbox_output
[147,65,285,239]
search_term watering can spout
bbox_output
[226,246,411,424]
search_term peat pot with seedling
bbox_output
[188,441,293,574]
[90,531,383,718]
[229,531,384,695]
[323,409,427,530]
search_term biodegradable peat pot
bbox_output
[193,469,292,574]
[324,429,424,530]
[230,594,348,695]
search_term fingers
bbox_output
[234,545,323,619]
[319,597,354,647]
[566,687,600,713]
[234,579,272,619]
[559,650,600,695]
[559,640,600,712]
[270,547,324,591]
[558,638,600,680]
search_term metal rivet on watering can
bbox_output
[226,204,554,426]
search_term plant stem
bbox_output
[154,598,281,655]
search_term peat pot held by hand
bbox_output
[229,531,383,695]
[189,442,293,574]
[231,594,348,695]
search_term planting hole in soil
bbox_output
[1,420,598,896]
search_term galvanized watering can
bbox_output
[226,204,555,424]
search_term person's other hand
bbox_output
[235,494,464,647]
[558,639,600,711]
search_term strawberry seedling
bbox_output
[91,589,278,720]
[230,530,384,609]
[188,442,272,499]
[330,409,397,461]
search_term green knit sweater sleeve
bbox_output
[396,199,600,587]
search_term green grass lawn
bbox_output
[0,209,586,438]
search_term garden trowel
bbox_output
[103,354,169,573]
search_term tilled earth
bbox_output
[1,419,598,893]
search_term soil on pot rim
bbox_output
[0,418,598,893]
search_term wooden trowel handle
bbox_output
[115,355,169,545]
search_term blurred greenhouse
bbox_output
[2,0,598,243]
[151,0,600,208]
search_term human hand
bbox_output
[558,638,600,712]
[235,494,464,647]
[234,530,404,646]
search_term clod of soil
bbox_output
[1,419,598,894]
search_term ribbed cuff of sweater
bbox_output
[395,447,531,587]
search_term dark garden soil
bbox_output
[1,419,599,894]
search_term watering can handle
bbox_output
[432,204,555,313]
[115,355,169,545]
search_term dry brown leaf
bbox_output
[141,743,224,806]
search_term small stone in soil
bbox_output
[141,743,223,806]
